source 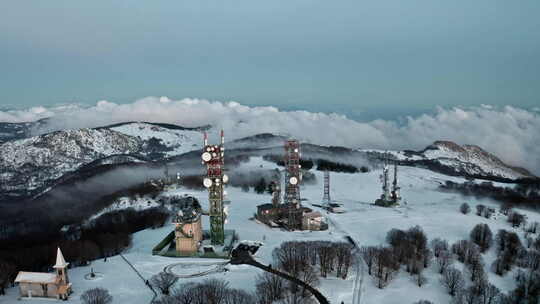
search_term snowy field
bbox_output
[4,157,538,304]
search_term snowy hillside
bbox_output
[4,157,537,304]
[0,128,142,196]
[110,122,203,157]
[363,141,533,181]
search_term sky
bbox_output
[1,1,539,120]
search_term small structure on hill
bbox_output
[375,157,401,207]
[172,196,204,254]
[15,248,72,300]
[320,170,345,213]
[256,139,327,231]
[302,211,326,230]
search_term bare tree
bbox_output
[360,246,377,276]
[317,242,336,278]
[508,211,526,228]
[431,238,449,258]
[456,287,479,304]
[407,226,428,255]
[436,251,454,274]
[223,289,256,304]
[460,203,471,215]
[518,250,540,271]
[256,272,286,303]
[150,272,178,296]
[452,240,475,263]
[200,279,229,304]
[526,222,539,234]
[273,241,310,279]
[441,268,465,296]
[334,242,353,279]
[373,247,398,289]
[470,223,493,253]
[0,260,16,296]
[80,288,113,304]
[465,253,485,283]
[479,283,501,304]
[476,204,486,216]
[296,265,319,298]
[499,203,513,216]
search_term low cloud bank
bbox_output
[1,97,539,175]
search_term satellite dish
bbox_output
[223,174,229,183]
[203,178,213,188]
[202,152,212,162]
[289,177,298,185]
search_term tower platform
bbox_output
[152,229,237,259]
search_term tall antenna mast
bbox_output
[201,130,228,245]
[323,170,331,206]
[284,139,302,229]
[392,161,401,202]
[382,153,390,201]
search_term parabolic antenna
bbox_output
[203,178,213,188]
[289,176,298,185]
[202,152,212,162]
[223,174,229,183]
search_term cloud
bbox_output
[1,97,539,175]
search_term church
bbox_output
[14,247,72,300]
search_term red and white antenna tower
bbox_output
[284,139,302,229]
[201,130,228,245]
[323,170,331,206]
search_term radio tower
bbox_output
[322,170,331,207]
[284,139,302,229]
[201,131,229,245]
[391,162,401,202]
[381,156,391,202]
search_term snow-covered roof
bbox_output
[15,272,57,284]
[54,247,69,269]
[304,211,322,218]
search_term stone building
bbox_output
[174,215,203,253]
[171,196,204,254]
[14,248,71,300]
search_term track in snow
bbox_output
[163,261,230,278]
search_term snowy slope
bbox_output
[363,141,532,181]
[110,122,203,157]
[5,157,538,304]
[0,128,142,195]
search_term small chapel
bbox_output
[14,247,72,300]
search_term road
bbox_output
[326,215,365,304]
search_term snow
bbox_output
[87,196,162,222]
[111,123,203,157]
[15,272,58,284]
[0,128,141,192]
[4,157,539,304]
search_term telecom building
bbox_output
[256,139,327,231]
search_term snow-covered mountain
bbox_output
[363,141,533,181]
[0,128,142,197]
[109,122,203,157]
[0,123,534,200]
[0,122,208,199]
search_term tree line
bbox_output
[0,207,169,296]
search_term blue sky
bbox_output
[1,1,539,119]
